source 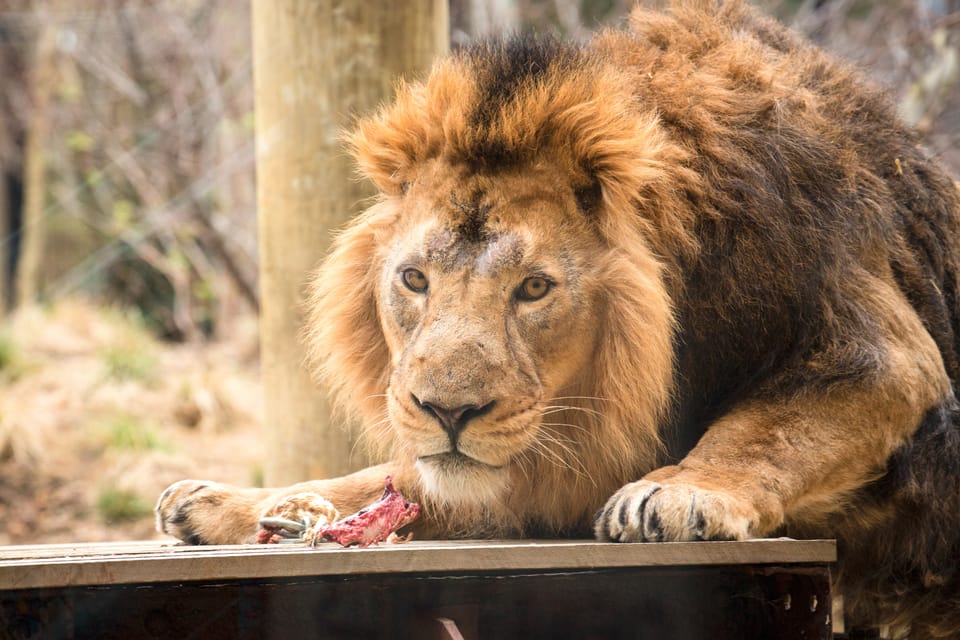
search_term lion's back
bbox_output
[605,1,960,399]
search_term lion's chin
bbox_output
[415,452,510,509]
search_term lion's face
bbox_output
[309,49,678,531]
[376,160,604,505]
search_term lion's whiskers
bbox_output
[512,452,533,482]
[546,394,621,413]
[520,439,582,479]
[524,422,596,485]
[548,395,613,403]
[540,405,605,422]
[355,411,394,459]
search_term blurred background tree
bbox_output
[0,0,956,335]
[0,0,258,337]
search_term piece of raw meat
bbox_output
[312,476,420,548]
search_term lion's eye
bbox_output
[517,276,552,302]
[401,268,429,293]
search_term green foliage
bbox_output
[580,0,618,23]
[66,130,94,153]
[0,332,28,382]
[102,341,158,383]
[0,333,15,372]
[111,199,135,232]
[763,0,872,20]
[56,78,83,102]
[100,414,169,452]
[103,253,191,340]
[250,462,265,488]
[241,110,255,131]
[96,486,153,523]
[83,170,102,186]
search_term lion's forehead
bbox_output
[477,233,525,274]
[421,226,526,276]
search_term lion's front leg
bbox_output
[595,390,918,543]
[156,463,402,544]
[156,479,273,544]
[597,307,951,543]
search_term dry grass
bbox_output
[0,299,264,543]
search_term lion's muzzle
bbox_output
[411,394,496,447]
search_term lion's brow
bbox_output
[450,192,492,243]
[421,226,525,275]
[422,227,475,270]
[477,233,525,274]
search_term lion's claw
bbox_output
[596,479,756,542]
[258,516,311,543]
[597,481,663,542]
[259,516,309,533]
[258,492,339,544]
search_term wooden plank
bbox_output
[0,540,174,560]
[0,538,834,590]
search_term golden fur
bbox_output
[157,2,960,636]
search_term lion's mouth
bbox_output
[415,450,511,507]
[417,451,504,472]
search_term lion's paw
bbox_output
[155,479,253,545]
[258,493,340,544]
[595,479,757,542]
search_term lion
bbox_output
[156,1,960,636]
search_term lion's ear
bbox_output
[347,112,416,196]
[347,73,462,196]
[563,104,697,257]
[346,79,430,195]
[574,178,603,215]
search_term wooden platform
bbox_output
[0,538,836,639]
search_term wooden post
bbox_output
[252,1,448,485]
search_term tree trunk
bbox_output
[0,129,8,316]
[14,19,56,308]
[252,0,448,485]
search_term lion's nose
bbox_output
[412,395,495,444]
